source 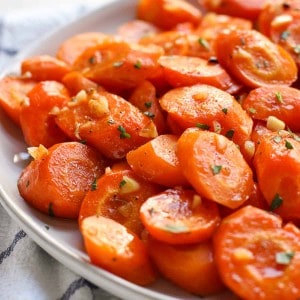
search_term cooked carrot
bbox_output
[147,237,225,295]
[251,121,272,146]
[140,187,220,244]
[126,134,188,187]
[159,84,253,153]
[56,32,110,66]
[243,85,300,132]
[253,130,300,220]
[214,205,300,300]
[0,76,37,126]
[79,169,161,236]
[128,80,168,135]
[20,81,70,147]
[215,29,298,88]
[55,89,158,159]
[17,142,107,219]
[177,128,254,209]
[21,55,71,82]
[81,215,156,285]
[158,55,239,92]
[137,0,202,30]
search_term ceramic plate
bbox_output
[0,1,234,299]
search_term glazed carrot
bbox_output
[177,128,254,209]
[56,32,110,66]
[242,85,300,132]
[17,142,106,219]
[253,130,300,220]
[159,84,253,153]
[81,215,156,285]
[128,80,168,135]
[140,187,220,244]
[137,0,202,30]
[20,81,70,147]
[214,205,300,300]
[126,134,188,187]
[21,55,71,82]
[55,89,158,159]
[158,55,239,91]
[251,121,272,146]
[199,0,264,21]
[79,169,161,236]
[215,29,298,88]
[0,76,37,126]
[147,237,225,295]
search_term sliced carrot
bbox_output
[126,134,188,187]
[56,32,110,66]
[79,169,161,236]
[17,142,107,219]
[214,205,300,300]
[81,215,156,285]
[147,237,225,295]
[251,121,272,146]
[253,130,300,220]
[242,85,300,132]
[128,80,168,135]
[158,55,239,91]
[137,0,202,30]
[55,89,158,159]
[20,81,70,147]
[21,55,71,82]
[140,187,220,244]
[177,128,254,209]
[0,76,37,126]
[159,84,253,153]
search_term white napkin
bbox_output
[0,4,120,300]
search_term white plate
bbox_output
[0,1,235,299]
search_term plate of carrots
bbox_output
[1,0,300,299]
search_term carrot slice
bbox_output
[215,29,298,88]
[0,76,37,126]
[177,128,254,209]
[21,55,71,82]
[20,81,70,147]
[148,237,225,295]
[126,134,188,187]
[242,85,300,132]
[140,187,220,244]
[159,84,253,153]
[17,142,106,219]
[214,205,300,300]
[253,130,300,220]
[81,215,156,285]
[79,169,161,236]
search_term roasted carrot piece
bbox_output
[177,128,254,209]
[243,85,300,132]
[55,89,158,159]
[17,142,107,219]
[128,80,168,135]
[159,84,253,153]
[21,55,71,82]
[56,32,110,66]
[253,130,300,220]
[0,76,37,126]
[214,205,300,300]
[158,55,239,92]
[140,187,220,244]
[147,237,225,295]
[126,134,188,187]
[79,169,161,236]
[20,81,70,147]
[215,29,298,88]
[137,0,202,30]
[81,215,156,285]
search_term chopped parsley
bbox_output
[275,91,283,104]
[91,178,98,191]
[225,129,235,139]
[285,140,294,149]
[248,107,257,114]
[117,125,131,139]
[144,101,152,108]
[222,108,228,115]
[198,38,210,50]
[196,123,210,130]
[119,179,127,188]
[275,251,295,265]
[270,193,283,211]
[211,165,222,175]
[88,56,96,64]
[134,60,142,69]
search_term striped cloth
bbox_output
[0,4,120,300]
